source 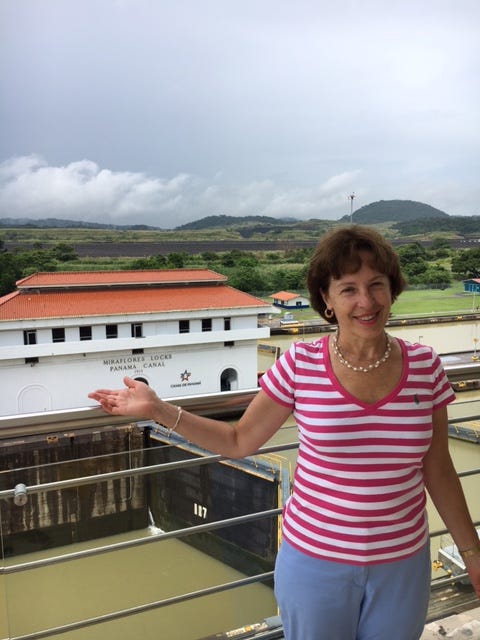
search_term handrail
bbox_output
[1,408,480,640]
[0,507,282,574]
[0,388,259,440]
[7,572,275,640]
[450,415,480,426]
[3,452,480,640]
[0,439,298,500]
[0,438,477,501]
[1,421,479,569]
[0,433,296,575]
[0,425,286,639]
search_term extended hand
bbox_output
[88,376,157,419]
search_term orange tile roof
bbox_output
[0,285,268,321]
[270,291,300,301]
[17,269,226,288]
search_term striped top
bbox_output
[260,336,455,565]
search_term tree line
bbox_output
[0,237,478,297]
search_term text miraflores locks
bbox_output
[103,353,173,372]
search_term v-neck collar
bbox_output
[322,334,408,410]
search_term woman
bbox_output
[89,225,480,639]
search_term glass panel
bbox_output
[0,414,278,640]
[2,404,478,638]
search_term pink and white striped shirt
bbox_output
[260,336,455,565]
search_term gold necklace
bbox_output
[332,330,392,373]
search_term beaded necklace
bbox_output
[332,330,392,373]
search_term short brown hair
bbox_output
[307,225,406,323]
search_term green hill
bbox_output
[177,201,452,231]
[0,217,160,230]
[342,200,449,224]
[393,215,480,236]
[175,214,296,230]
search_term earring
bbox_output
[324,308,334,319]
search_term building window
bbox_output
[52,328,66,343]
[179,320,190,334]
[132,348,144,355]
[25,357,39,365]
[106,324,118,339]
[23,330,37,345]
[80,326,92,341]
[202,319,212,332]
[224,341,234,347]
[131,323,143,338]
[224,317,231,331]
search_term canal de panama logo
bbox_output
[170,368,201,389]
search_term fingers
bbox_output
[88,389,114,398]
[89,378,145,412]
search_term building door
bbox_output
[220,368,238,391]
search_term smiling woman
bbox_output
[307,225,406,324]
[89,224,480,640]
[306,226,407,403]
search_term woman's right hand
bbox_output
[88,376,159,420]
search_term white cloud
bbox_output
[0,156,196,227]
[1,2,479,222]
[0,155,363,227]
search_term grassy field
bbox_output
[391,284,476,316]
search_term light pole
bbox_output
[349,193,355,223]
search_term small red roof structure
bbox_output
[269,291,300,303]
[269,291,310,309]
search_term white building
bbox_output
[0,269,272,416]
[269,291,310,309]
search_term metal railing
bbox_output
[1,400,480,640]
[0,399,291,640]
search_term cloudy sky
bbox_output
[0,0,479,228]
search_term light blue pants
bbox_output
[274,540,431,640]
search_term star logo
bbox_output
[180,369,191,382]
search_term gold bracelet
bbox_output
[459,543,480,561]
[167,406,183,436]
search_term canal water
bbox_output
[1,321,479,640]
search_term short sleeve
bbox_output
[431,350,456,408]
[259,342,297,408]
